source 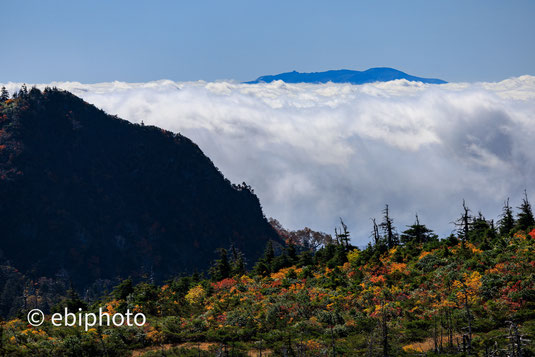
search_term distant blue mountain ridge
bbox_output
[246,67,446,85]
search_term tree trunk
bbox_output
[434,315,438,353]
[331,325,336,357]
[382,310,389,357]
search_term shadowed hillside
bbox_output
[0,86,280,288]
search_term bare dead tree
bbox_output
[371,218,380,246]
[379,205,398,248]
[454,200,472,247]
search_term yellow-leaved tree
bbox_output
[452,271,482,354]
[185,285,206,305]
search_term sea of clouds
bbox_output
[3,77,535,244]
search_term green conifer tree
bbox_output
[210,248,231,281]
[0,86,9,101]
[516,191,535,232]
[498,198,515,238]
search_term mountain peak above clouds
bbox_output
[246,67,447,85]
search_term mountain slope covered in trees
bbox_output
[0,86,280,289]
[1,198,535,356]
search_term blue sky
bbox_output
[2,0,534,83]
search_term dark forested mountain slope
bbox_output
[0,87,280,287]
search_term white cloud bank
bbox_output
[3,77,535,243]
